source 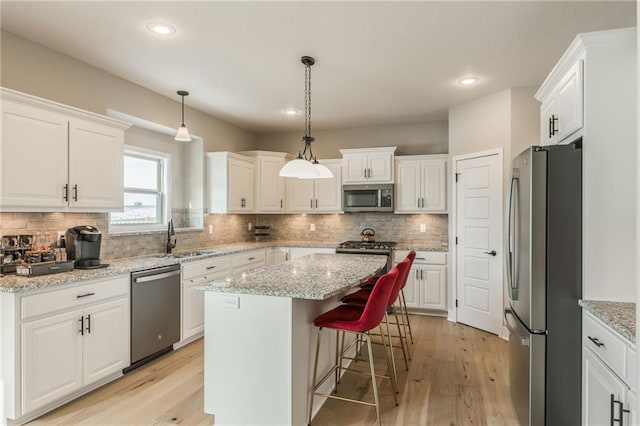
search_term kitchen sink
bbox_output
[155,250,217,259]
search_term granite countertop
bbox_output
[199,253,387,300]
[0,240,443,294]
[579,300,636,344]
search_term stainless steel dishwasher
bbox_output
[126,264,181,372]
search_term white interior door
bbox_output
[455,152,502,334]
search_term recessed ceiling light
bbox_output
[146,23,176,35]
[282,108,301,116]
[458,76,480,86]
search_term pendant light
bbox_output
[279,56,333,179]
[175,90,192,142]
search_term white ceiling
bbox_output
[0,1,635,134]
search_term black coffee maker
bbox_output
[65,226,108,269]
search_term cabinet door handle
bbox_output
[86,314,91,334]
[77,292,96,299]
[280,199,283,209]
[310,199,313,209]
[285,253,289,261]
[421,270,423,280]
[416,270,419,279]
[611,394,629,426]
[73,184,78,202]
[78,316,84,335]
[315,199,318,208]
[206,265,216,270]
[588,335,605,347]
[551,115,558,136]
[63,184,69,201]
[248,257,256,261]
[548,117,553,139]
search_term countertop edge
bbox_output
[579,299,636,345]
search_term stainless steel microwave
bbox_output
[343,184,394,212]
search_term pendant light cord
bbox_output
[181,95,186,126]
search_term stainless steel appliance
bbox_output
[343,184,393,212]
[127,264,181,372]
[336,240,396,271]
[65,225,108,269]
[505,142,582,425]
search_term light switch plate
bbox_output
[420,224,426,233]
[220,295,239,309]
[310,224,315,232]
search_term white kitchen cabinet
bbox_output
[583,311,636,426]
[0,88,129,212]
[231,249,266,274]
[395,155,447,213]
[181,255,232,342]
[20,276,129,416]
[285,159,342,213]
[238,151,287,213]
[21,310,84,414]
[266,247,289,265]
[340,147,396,184]
[394,250,447,312]
[288,247,336,259]
[207,152,255,213]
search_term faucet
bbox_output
[167,219,176,254]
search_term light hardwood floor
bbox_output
[30,316,518,425]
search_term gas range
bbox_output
[336,240,396,255]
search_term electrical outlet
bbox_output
[247,222,252,231]
[310,224,315,232]
[208,224,213,234]
[420,224,426,233]
[220,296,239,309]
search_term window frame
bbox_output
[109,145,171,233]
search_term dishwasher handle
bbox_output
[134,269,181,284]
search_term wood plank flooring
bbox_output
[29,316,518,426]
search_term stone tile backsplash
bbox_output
[0,211,448,260]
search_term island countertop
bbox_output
[199,253,387,300]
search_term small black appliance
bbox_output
[65,225,108,269]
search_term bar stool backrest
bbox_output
[400,250,417,290]
[357,268,399,331]
[388,258,411,306]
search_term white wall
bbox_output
[257,121,448,158]
[0,30,257,153]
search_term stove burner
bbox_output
[337,241,396,252]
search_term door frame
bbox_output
[449,148,506,337]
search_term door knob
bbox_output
[484,250,497,256]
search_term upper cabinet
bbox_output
[395,155,447,213]
[238,151,287,214]
[340,146,396,184]
[207,152,255,214]
[538,61,583,145]
[535,28,637,301]
[285,159,342,213]
[0,88,130,212]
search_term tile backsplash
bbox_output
[0,212,448,260]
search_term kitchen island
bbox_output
[199,253,387,426]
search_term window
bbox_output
[110,147,170,231]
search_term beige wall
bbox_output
[510,87,541,159]
[0,30,257,153]
[257,121,448,158]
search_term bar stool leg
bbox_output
[393,306,410,365]
[363,332,382,426]
[334,331,340,392]
[400,289,414,344]
[308,327,323,425]
[337,331,346,384]
[383,313,400,399]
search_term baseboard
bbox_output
[498,326,510,341]
[174,333,203,350]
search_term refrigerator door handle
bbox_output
[506,172,520,300]
[505,309,529,346]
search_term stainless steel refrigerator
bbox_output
[505,142,582,425]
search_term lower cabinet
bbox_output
[583,311,636,425]
[394,250,447,312]
[266,247,289,265]
[19,276,129,416]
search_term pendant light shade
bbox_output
[279,56,333,179]
[175,90,192,142]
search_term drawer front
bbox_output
[21,275,129,321]
[232,249,266,269]
[583,312,626,379]
[182,255,232,280]
[394,250,447,265]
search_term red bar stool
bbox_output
[342,257,412,375]
[362,251,416,345]
[308,268,399,426]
